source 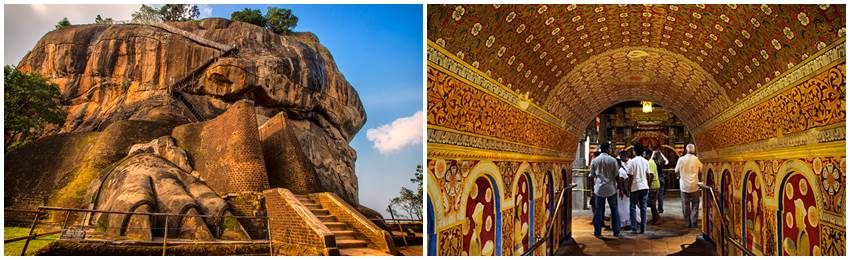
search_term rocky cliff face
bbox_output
[18,18,365,139]
[11,18,366,209]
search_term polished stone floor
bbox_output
[556,192,716,256]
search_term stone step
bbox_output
[333,230,360,240]
[316,215,337,222]
[303,203,323,210]
[310,208,330,215]
[335,239,369,249]
[324,222,350,231]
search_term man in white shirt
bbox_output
[675,143,703,228]
[626,144,652,234]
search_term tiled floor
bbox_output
[556,192,716,256]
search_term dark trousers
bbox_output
[658,176,666,212]
[648,189,659,221]
[629,189,649,233]
[593,194,620,236]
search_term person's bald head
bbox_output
[686,144,696,154]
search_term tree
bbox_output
[231,8,266,28]
[131,4,161,24]
[94,14,113,24]
[389,165,423,219]
[55,17,71,29]
[159,4,199,22]
[4,66,67,153]
[265,7,298,34]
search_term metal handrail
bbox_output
[522,182,577,256]
[698,182,755,256]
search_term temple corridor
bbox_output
[426,4,845,256]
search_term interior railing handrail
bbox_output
[697,182,755,256]
[522,182,577,256]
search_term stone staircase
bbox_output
[294,194,391,256]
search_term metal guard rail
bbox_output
[522,182,577,256]
[698,182,755,256]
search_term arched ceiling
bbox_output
[427,4,846,130]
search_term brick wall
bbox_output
[223,192,267,240]
[172,99,269,193]
[313,192,395,254]
[263,188,337,256]
[258,112,317,194]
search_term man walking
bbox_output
[652,149,669,213]
[676,144,703,228]
[645,150,661,224]
[589,143,621,238]
[626,144,651,234]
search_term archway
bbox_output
[462,174,503,256]
[777,173,820,255]
[742,171,765,254]
[720,169,734,256]
[703,169,715,244]
[513,172,534,255]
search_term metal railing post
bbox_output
[267,216,273,256]
[20,208,42,256]
[162,215,168,256]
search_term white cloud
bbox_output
[196,4,214,19]
[5,4,141,66]
[366,111,423,154]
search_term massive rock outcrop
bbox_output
[12,18,366,206]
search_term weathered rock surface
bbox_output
[18,18,365,140]
[15,18,365,208]
[128,136,192,173]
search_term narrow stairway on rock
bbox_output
[295,194,391,256]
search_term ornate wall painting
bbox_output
[513,173,533,255]
[429,159,478,216]
[501,209,515,256]
[437,224,463,256]
[462,176,500,256]
[813,157,845,215]
[742,171,765,254]
[779,174,820,256]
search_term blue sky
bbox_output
[4,4,424,217]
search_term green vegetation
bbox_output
[159,4,200,22]
[230,8,266,28]
[54,17,70,29]
[389,165,423,219]
[265,7,298,34]
[3,65,67,153]
[3,226,60,256]
[230,7,298,34]
[131,4,199,24]
[94,14,113,24]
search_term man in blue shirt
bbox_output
[589,142,621,238]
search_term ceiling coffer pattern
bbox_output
[427,4,846,129]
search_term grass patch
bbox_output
[4,226,61,256]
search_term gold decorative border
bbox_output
[694,37,846,133]
[700,123,845,161]
[427,126,573,159]
[429,143,575,163]
[427,40,577,134]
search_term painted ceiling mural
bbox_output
[427,4,846,129]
